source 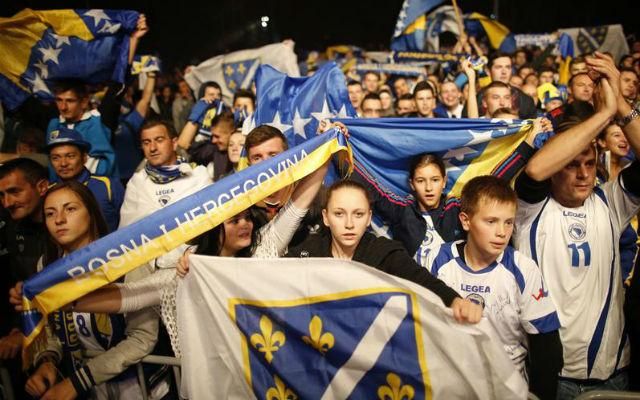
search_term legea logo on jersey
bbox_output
[230,291,428,399]
[568,222,587,241]
[532,277,549,301]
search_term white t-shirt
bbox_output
[424,241,560,372]
[513,176,640,380]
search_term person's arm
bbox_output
[491,118,551,181]
[177,99,211,149]
[290,160,329,210]
[525,77,617,181]
[381,248,482,322]
[135,72,156,118]
[347,160,410,229]
[468,36,484,57]
[461,59,478,118]
[587,52,640,155]
[128,14,148,65]
[528,331,563,400]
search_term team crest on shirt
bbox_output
[465,293,485,309]
[568,222,587,241]
[158,195,171,206]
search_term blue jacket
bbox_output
[47,111,119,178]
[52,168,124,232]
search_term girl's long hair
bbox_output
[194,207,266,258]
[43,181,109,265]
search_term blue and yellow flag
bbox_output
[465,12,516,53]
[391,0,447,52]
[0,9,138,110]
[21,129,351,355]
[337,118,533,201]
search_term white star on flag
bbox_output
[336,104,350,118]
[29,74,51,95]
[98,21,121,34]
[50,33,70,48]
[443,159,462,173]
[442,146,477,162]
[311,99,335,122]
[34,60,49,79]
[292,109,312,139]
[39,46,62,65]
[465,129,496,146]
[84,9,110,26]
[267,112,292,134]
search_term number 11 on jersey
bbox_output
[568,242,591,268]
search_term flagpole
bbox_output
[451,0,466,38]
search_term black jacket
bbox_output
[286,231,460,307]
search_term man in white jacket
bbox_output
[120,119,212,267]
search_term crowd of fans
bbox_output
[0,13,639,400]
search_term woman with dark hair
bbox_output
[13,160,330,358]
[25,181,160,400]
[286,179,482,323]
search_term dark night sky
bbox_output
[2,1,637,69]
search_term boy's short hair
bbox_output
[460,176,517,215]
[245,125,288,152]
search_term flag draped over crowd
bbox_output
[20,130,352,352]
[178,256,528,399]
[184,40,300,104]
[0,8,139,110]
[339,117,533,200]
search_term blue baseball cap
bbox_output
[46,126,91,152]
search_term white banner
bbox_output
[177,256,528,399]
[184,40,300,103]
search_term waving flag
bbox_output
[0,9,138,110]
[465,12,516,53]
[184,40,300,104]
[338,117,533,201]
[391,0,447,51]
[21,130,351,359]
[249,62,356,147]
[178,257,528,399]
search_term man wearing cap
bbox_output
[47,127,124,233]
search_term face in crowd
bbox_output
[551,145,597,208]
[460,196,516,261]
[415,88,436,117]
[490,56,512,84]
[322,184,372,255]
[141,124,178,167]
[483,86,512,116]
[44,187,92,253]
[55,89,89,122]
[0,170,48,221]
[410,160,446,211]
[50,145,87,180]
[227,132,246,165]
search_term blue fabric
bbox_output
[558,33,575,59]
[47,113,118,178]
[336,118,530,201]
[0,9,138,110]
[391,0,446,51]
[253,62,356,147]
[113,110,144,180]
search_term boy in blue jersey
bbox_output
[424,175,562,400]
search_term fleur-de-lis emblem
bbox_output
[377,373,415,400]
[250,315,286,363]
[266,375,298,400]
[302,315,334,355]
